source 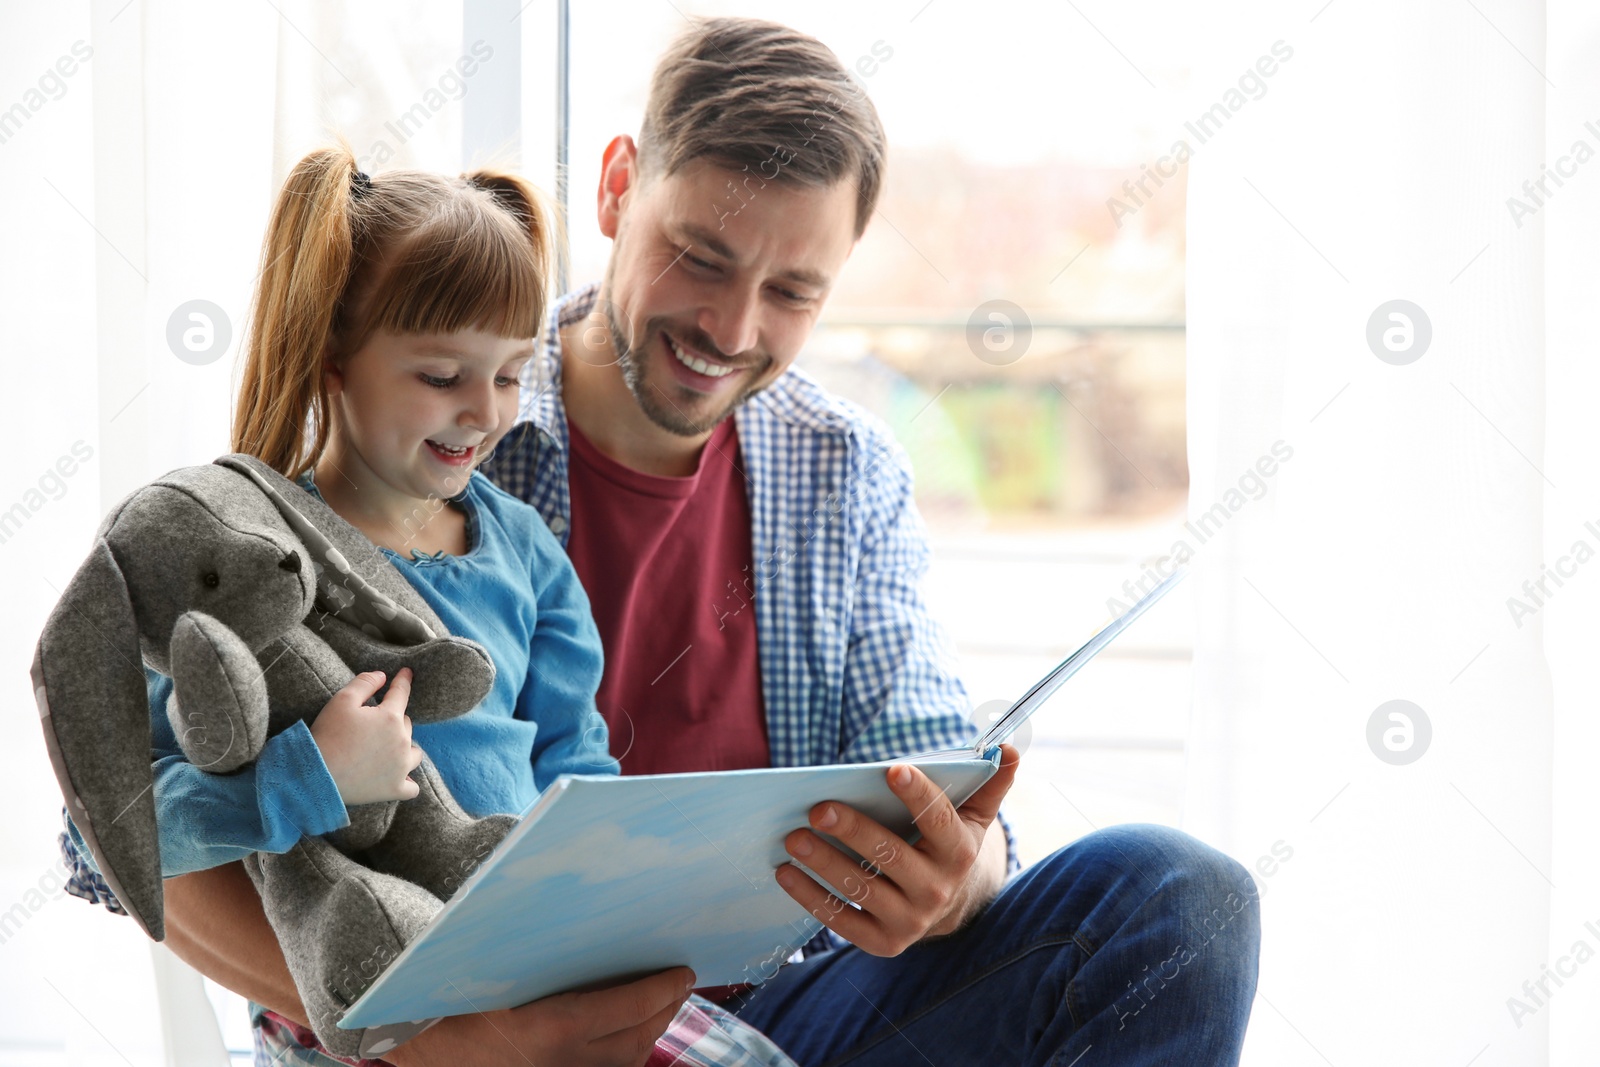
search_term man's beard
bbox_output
[603,291,771,438]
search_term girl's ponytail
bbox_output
[462,168,564,308]
[232,146,361,478]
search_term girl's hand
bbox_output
[310,669,424,806]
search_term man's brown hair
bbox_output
[638,17,887,240]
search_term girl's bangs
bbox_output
[361,210,545,342]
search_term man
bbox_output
[482,16,1259,1065]
[62,16,1259,1067]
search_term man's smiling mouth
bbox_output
[665,331,736,379]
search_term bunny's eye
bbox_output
[202,571,220,588]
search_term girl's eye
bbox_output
[422,372,521,389]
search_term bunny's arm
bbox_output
[516,522,619,789]
[68,669,351,878]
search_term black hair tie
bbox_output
[351,170,373,198]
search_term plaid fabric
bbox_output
[252,1005,392,1067]
[59,809,126,916]
[248,997,794,1067]
[647,998,797,1067]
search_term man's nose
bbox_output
[698,285,761,358]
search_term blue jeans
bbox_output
[731,824,1260,1066]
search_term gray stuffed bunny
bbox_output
[32,453,517,1059]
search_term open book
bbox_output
[339,567,1186,1031]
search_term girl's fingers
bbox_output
[339,670,387,706]
[395,745,423,799]
[379,667,413,713]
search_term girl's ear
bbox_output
[322,348,345,397]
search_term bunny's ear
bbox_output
[33,538,164,940]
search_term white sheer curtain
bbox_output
[4,2,279,1060]
[1184,2,1599,1064]
[2,1,532,1060]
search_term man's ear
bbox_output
[597,135,638,240]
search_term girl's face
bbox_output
[323,327,534,504]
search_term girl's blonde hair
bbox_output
[232,145,559,478]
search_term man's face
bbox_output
[598,152,859,436]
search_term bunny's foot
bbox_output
[245,836,443,1061]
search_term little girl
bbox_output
[62,147,794,1067]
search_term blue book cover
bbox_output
[340,753,1001,1030]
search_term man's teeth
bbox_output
[667,335,734,378]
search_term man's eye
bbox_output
[420,374,457,389]
[685,252,719,272]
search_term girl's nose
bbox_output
[459,383,498,433]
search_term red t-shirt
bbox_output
[563,416,770,775]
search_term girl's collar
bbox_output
[294,469,478,564]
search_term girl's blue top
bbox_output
[70,470,617,877]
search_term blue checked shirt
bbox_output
[486,283,1019,875]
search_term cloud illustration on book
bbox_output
[430,975,519,1005]
[706,888,824,938]
[496,821,684,885]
